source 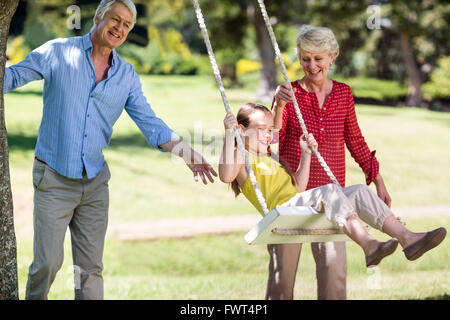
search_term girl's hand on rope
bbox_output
[274,81,293,109]
[299,133,317,155]
[224,113,238,130]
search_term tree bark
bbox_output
[399,32,423,107]
[248,0,277,103]
[0,0,19,300]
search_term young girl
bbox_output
[219,103,446,267]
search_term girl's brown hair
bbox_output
[230,103,296,197]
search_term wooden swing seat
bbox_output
[245,206,351,244]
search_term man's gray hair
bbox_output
[91,0,137,32]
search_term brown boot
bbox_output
[365,238,399,267]
[403,227,447,261]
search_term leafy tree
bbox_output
[346,0,450,107]
[386,0,450,106]
[423,56,450,102]
[306,0,370,77]
[296,0,450,107]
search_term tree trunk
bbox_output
[0,0,19,300]
[399,32,423,107]
[248,0,277,103]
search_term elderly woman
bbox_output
[268,25,391,300]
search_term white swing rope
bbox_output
[192,0,270,216]
[256,1,405,228]
[193,0,401,235]
[255,0,340,187]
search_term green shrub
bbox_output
[192,55,214,76]
[150,60,172,75]
[7,36,31,65]
[236,59,261,76]
[22,1,69,50]
[335,77,408,101]
[164,28,192,61]
[283,53,302,80]
[423,56,450,100]
[118,26,199,75]
[173,60,198,75]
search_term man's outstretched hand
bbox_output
[186,160,217,185]
[161,139,218,185]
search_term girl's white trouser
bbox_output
[278,183,393,230]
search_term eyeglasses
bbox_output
[256,128,278,137]
[255,128,280,143]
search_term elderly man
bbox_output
[4,0,217,299]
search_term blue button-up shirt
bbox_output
[4,33,179,179]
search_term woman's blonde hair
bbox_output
[296,25,339,58]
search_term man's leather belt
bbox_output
[35,156,47,165]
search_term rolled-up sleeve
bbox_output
[125,70,179,151]
[4,41,53,94]
[344,88,379,185]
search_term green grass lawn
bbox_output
[15,217,450,300]
[4,74,450,299]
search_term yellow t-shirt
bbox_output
[242,153,299,216]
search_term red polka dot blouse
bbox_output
[272,80,379,190]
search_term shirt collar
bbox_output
[82,32,117,66]
[82,32,93,51]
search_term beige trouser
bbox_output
[266,184,393,300]
[25,159,110,300]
